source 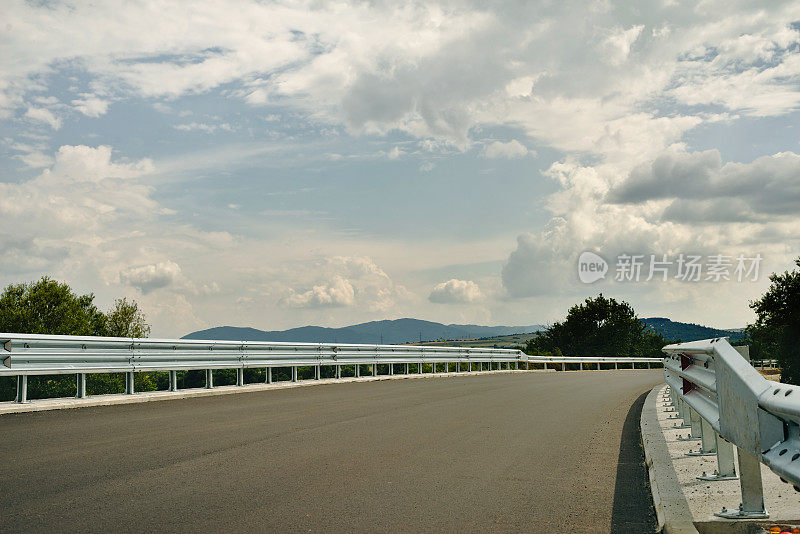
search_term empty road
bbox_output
[1,371,661,533]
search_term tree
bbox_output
[106,297,151,338]
[525,294,665,358]
[0,277,154,400]
[0,277,107,336]
[749,258,800,385]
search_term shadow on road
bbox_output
[610,389,658,533]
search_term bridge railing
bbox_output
[663,337,796,519]
[1,333,661,404]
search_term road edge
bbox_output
[641,384,699,534]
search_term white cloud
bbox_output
[174,122,234,133]
[25,107,61,129]
[282,276,355,308]
[429,279,483,303]
[387,146,403,160]
[279,256,408,312]
[71,96,109,117]
[482,139,529,159]
[600,25,644,66]
[119,261,183,294]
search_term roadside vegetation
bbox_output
[740,258,800,385]
[523,294,666,359]
[0,277,152,401]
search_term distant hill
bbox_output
[641,317,744,343]
[183,318,543,345]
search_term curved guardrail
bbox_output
[663,337,796,519]
[1,333,661,404]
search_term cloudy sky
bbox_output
[1,0,799,337]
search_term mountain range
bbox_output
[183,318,543,345]
[641,317,744,343]
[183,316,744,345]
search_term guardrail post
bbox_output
[336,364,341,379]
[614,362,618,370]
[389,363,394,375]
[76,373,86,398]
[236,368,244,386]
[169,370,178,391]
[647,362,651,369]
[16,375,27,403]
[205,369,213,389]
[355,364,360,378]
[561,362,565,371]
[689,418,717,456]
[515,361,519,370]
[683,407,701,439]
[418,363,422,374]
[291,366,297,382]
[125,371,135,394]
[315,365,320,380]
[596,362,600,370]
[405,363,409,374]
[716,435,738,479]
[715,448,768,518]
[372,363,377,377]
[266,367,272,384]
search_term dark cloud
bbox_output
[608,150,800,220]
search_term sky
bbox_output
[1,0,799,337]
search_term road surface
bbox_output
[1,371,661,533]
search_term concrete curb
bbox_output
[641,384,699,534]
[1,368,556,415]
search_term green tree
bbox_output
[525,294,665,359]
[0,277,107,336]
[0,277,156,400]
[0,277,108,399]
[749,258,800,385]
[106,297,151,338]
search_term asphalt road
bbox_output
[1,371,661,533]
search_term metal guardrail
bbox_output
[663,337,796,519]
[1,333,662,404]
